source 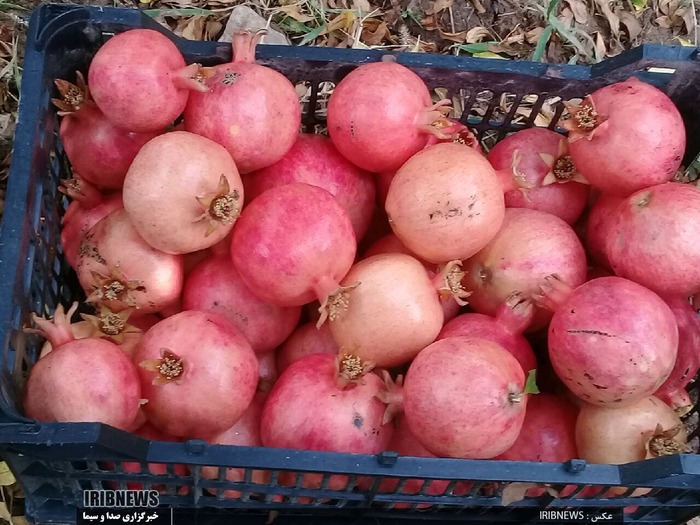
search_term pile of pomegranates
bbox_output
[26,26,699,507]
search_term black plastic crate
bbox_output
[2,4,700,524]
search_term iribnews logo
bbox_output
[83,490,160,508]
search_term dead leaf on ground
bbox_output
[466,26,491,43]
[526,26,544,44]
[619,11,643,40]
[426,0,454,15]
[594,31,607,57]
[564,0,589,24]
[361,19,392,45]
[501,482,539,506]
[278,4,315,23]
[594,0,621,39]
[173,15,223,41]
[352,0,371,12]
[439,29,467,42]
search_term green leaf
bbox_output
[531,25,553,62]
[277,17,314,34]
[524,369,540,395]
[630,0,647,11]
[455,42,499,54]
[299,23,327,46]
[143,8,214,17]
[546,0,561,19]
[473,51,508,59]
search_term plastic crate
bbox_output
[2,4,700,524]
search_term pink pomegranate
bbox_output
[563,78,685,196]
[327,61,453,173]
[462,207,587,331]
[242,134,375,240]
[105,423,189,492]
[537,275,678,406]
[385,142,505,263]
[88,29,206,132]
[496,394,578,497]
[363,233,461,322]
[59,178,123,269]
[277,322,338,374]
[77,209,184,314]
[576,395,686,497]
[374,119,482,206]
[329,253,469,368]
[402,336,532,458]
[231,183,356,312]
[437,293,537,374]
[123,131,244,254]
[182,255,300,354]
[24,303,142,430]
[585,193,625,270]
[497,393,578,461]
[39,307,159,359]
[487,127,590,224]
[185,29,301,173]
[134,310,259,439]
[654,298,700,416]
[357,414,470,508]
[606,183,700,299]
[53,73,162,188]
[202,392,270,498]
[261,353,393,492]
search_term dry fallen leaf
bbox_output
[439,29,467,42]
[501,482,539,506]
[466,26,491,43]
[594,31,607,58]
[278,4,315,23]
[655,15,674,28]
[594,0,621,39]
[619,11,643,40]
[565,0,589,24]
[526,26,544,44]
[352,0,371,12]
[361,19,392,45]
[427,0,454,15]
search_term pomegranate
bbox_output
[77,209,184,314]
[257,350,279,392]
[231,183,356,313]
[277,322,338,374]
[329,253,469,368]
[437,293,537,374]
[496,394,578,497]
[105,422,189,492]
[497,393,578,462]
[39,307,159,359]
[654,297,700,416]
[374,119,482,206]
[327,61,453,173]
[88,29,206,132]
[385,142,505,264]
[562,78,685,196]
[606,183,700,299]
[363,233,461,322]
[462,207,587,331]
[576,395,687,496]
[536,275,678,406]
[182,255,300,354]
[24,303,142,430]
[202,392,270,498]
[357,414,470,508]
[585,193,624,270]
[402,337,534,458]
[261,353,393,492]
[242,134,375,240]
[185,29,301,173]
[59,178,123,269]
[135,310,258,439]
[123,131,244,254]
[486,127,590,224]
[52,73,161,188]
